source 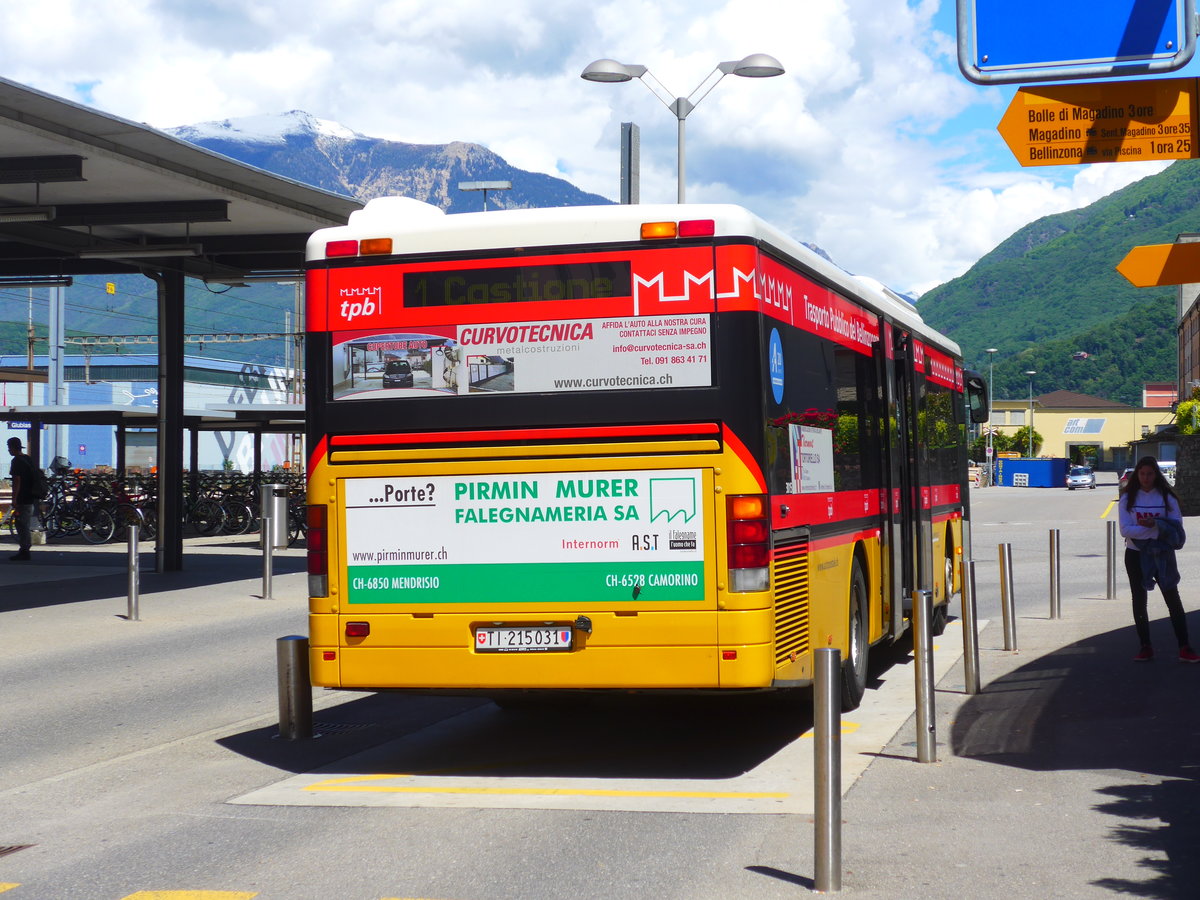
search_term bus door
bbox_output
[886,328,930,631]
[881,324,908,637]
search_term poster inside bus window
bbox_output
[330,315,712,400]
[787,423,834,493]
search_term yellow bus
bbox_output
[303,198,988,709]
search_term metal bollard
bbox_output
[1049,529,1061,620]
[261,484,275,600]
[1106,520,1118,600]
[912,588,937,763]
[260,484,289,600]
[998,542,1017,651]
[276,635,313,740]
[126,523,140,622]
[813,647,842,894]
[961,560,981,694]
[261,534,274,600]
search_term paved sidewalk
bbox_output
[5,505,1199,897]
[824,592,1200,899]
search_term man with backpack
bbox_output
[7,436,39,561]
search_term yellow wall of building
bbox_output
[987,401,1174,460]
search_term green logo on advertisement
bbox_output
[649,477,697,523]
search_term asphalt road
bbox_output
[0,478,1182,899]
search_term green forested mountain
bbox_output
[918,159,1200,404]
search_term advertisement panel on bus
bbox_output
[341,469,708,606]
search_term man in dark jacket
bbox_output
[7,436,35,560]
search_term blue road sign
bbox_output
[958,0,1197,84]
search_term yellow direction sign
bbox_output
[1117,242,1200,287]
[997,77,1199,166]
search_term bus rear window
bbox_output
[403,261,632,307]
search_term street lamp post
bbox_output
[1025,370,1037,458]
[458,180,511,211]
[581,54,785,203]
[985,348,997,485]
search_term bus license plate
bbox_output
[475,626,573,653]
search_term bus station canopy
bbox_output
[0,76,361,569]
[0,76,361,279]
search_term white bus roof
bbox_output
[309,197,956,356]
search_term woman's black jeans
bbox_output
[1125,547,1189,647]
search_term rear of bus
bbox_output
[306,198,807,697]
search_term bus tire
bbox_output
[840,559,869,711]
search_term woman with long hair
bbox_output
[1118,456,1198,662]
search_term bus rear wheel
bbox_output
[840,559,869,711]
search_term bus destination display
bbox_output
[403,261,632,306]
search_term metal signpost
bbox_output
[959,0,1197,84]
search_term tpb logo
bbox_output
[339,286,383,322]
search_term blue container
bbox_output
[996,458,1069,488]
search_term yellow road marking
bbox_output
[122,893,258,899]
[800,720,860,737]
[0,886,19,894]
[1103,498,1117,519]
[304,773,786,800]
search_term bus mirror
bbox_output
[964,370,989,424]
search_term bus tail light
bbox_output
[359,237,393,255]
[307,504,328,597]
[325,239,359,257]
[640,219,717,240]
[641,221,677,239]
[727,494,769,592]
[678,219,715,237]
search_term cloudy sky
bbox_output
[0,0,1192,295]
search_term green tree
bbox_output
[1071,444,1098,464]
[1176,387,1200,435]
[1011,426,1043,457]
[970,429,1012,460]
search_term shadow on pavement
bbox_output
[951,615,1200,898]
[217,688,816,780]
[217,615,923,783]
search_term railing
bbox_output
[18,470,307,546]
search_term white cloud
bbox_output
[0,0,1179,295]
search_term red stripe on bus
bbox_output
[305,269,328,332]
[308,434,328,482]
[930,484,961,506]
[329,422,721,447]
[721,425,767,492]
[772,485,965,526]
[808,528,880,553]
[772,490,885,527]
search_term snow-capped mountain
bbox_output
[168,111,847,274]
[171,110,362,146]
[167,111,611,213]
